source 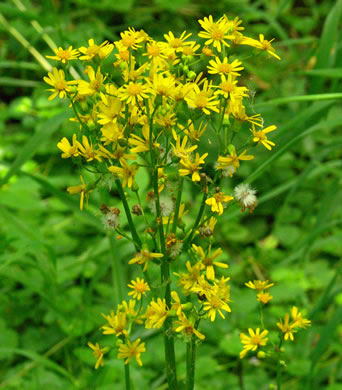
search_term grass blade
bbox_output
[246,118,342,184]
[0,348,77,387]
[0,111,70,187]
[308,0,342,93]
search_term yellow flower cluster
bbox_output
[45,14,279,210]
[240,279,311,360]
[44,14,283,372]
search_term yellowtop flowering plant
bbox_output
[44,13,310,390]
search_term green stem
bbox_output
[172,178,184,234]
[186,338,196,390]
[115,179,142,250]
[67,92,90,132]
[276,337,284,390]
[108,233,124,306]
[259,303,265,330]
[183,190,208,249]
[124,362,131,390]
[147,102,178,390]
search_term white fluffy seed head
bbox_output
[149,195,174,217]
[169,242,183,259]
[222,165,236,178]
[234,183,257,208]
[102,212,120,230]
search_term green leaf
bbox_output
[308,0,342,93]
[0,348,77,386]
[305,305,342,389]
[246,118,342,184]
[0,77,40,87]
[301,68,342,78]
[0,111,70,187]
[255,93,342,107]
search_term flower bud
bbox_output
[187,71,196,80]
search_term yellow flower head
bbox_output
[257,291,273,304]
[192,244,228,280]
[46,46,79,63]
[118,81,155,105]
[205,192,234,216]
[198,15,232,52]
[203,285,231,322]
[128,249,163,272]
[79,39,109,61]
[174,313,205,340]
[101,310,128,337]
[241,34,280,60]
[207,56,243,76]
[88,342,108,369]
[128,277,150,300]
[245,280,274,291]
[291,307,311,329]
[171,130,198,159]
[217,147,254,173]
[251,124,277,150]
[145,298,168,329]
[277,313,297,341]
[57,134,79,159]
[43,67,77,101]
[174,261,202,293]
[162,31,195,52]
[67,175,92,210]
[78,66,105,96]
[120,28,145,50]
[185,83,220,115]
[108,159,139,188]
[118,338,146,366]
[179,120,207,142]
[240,328,269,359]
[179,152,208,182]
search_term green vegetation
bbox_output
[1,1,342,389]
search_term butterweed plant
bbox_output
[45,14,310,390]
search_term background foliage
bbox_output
[1,0,342,389]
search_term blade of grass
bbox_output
[245,117,342,184]
[308,0,342,94]
[0,12,52,71]
[300,68,342,78]
[10,0,80,79]
[254,93,342,107]
[0,3,38,19]
[0,348,77,387]
[0,77,40,87]
[0,337,73,389]
[304,305,342,390]
[223,159,342,222]
[0,111,70,187]
[108,232,125,306]
[0,60,41,70]
[309,263,342,321]
[275,141,342,226]
[281,218,342,265]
